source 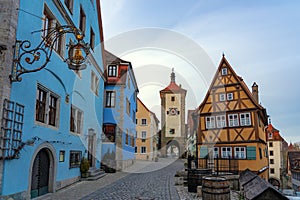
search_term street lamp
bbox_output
[9,25,90,82]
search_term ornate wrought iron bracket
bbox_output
[9,25,90,82]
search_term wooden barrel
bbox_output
[187,169,211,193]
[202,176,230,200]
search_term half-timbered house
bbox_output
[195,55,269,179]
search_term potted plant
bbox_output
[80,157,90,178]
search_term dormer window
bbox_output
[221,68,228,75]
[268,133,273,139]
[108,65,117,77]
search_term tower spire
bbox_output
[171,68,175,83]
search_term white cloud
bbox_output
[101,0,300,142]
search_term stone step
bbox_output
[81,168,106,181]
[85,172,106,181]
[88,168,105,177]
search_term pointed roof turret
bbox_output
[288,142,294,151]
[171,68,175,83]
[160,68,187,96]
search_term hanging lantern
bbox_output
[66,40,90,70]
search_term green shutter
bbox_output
[200,146,208,158]
[247,146,256,160]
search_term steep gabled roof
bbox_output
[137,98,160,125]
[197,55,267,119]
[266,123,285,142]
[105,50,128,65]
[104,50,139,92]
[240,169,288,200]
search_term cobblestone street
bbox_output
[40,158,184,200]
[82,159,184,200]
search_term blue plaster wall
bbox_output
[102,65,138,165]
[2,0,104,196]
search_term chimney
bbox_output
[252,82,259,103]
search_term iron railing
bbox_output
[199,156,239,175]
[188,155,239,175]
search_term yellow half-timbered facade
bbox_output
[196,56,269,179]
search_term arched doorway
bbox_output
[269,178,281,189]
[30,148,52,198]
[166,140,180,158]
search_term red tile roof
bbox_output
[266,123,284,141]
[160,82,186,93]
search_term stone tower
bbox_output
[159,69,187,158]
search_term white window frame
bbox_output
[70,105,83,134]
[219,93,226,101]
[213,147,219,158]
[36,84,60,127]
[268,133,273,139]
[141,119,147,125]
[234,147,246,159]
[205,116,215,129]
[227,93,233,101]
[126,98,130,115]
[221,147,232,158]
[43,5,65,57]
[91,71,99,95]
[108,65,117,77]
[141,131,147,139]
[221,68,228,75]
[216,115,226,128]
[105,91,116,107]
[228,114,239,127]
[240,113,251,126]
[141,146,146,154]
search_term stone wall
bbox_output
[0,0,19,194]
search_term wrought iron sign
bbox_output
[10,25,90,82]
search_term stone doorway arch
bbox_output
[166,140,180,158]
[269,177,281,189]
[29,143,56,198]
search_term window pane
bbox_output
[106,91,115,107]
[103,124,116,142]
[108,65,117,77]
[36,88,47,123]
[48,95,57,126]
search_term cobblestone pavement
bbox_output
[81,159,184,200]
[40,158,184,200]
[176,186,241,200]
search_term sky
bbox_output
[100,0,300,143]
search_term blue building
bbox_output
[0,0,105,198]
[102,50,138,171]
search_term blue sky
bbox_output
[101,0,300,143]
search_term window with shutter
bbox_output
[200,146,208,158]
[246,146,256,160]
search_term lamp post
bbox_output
[192,111,199,168]
[9,25,90,82]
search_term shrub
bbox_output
[80,157,90,173]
